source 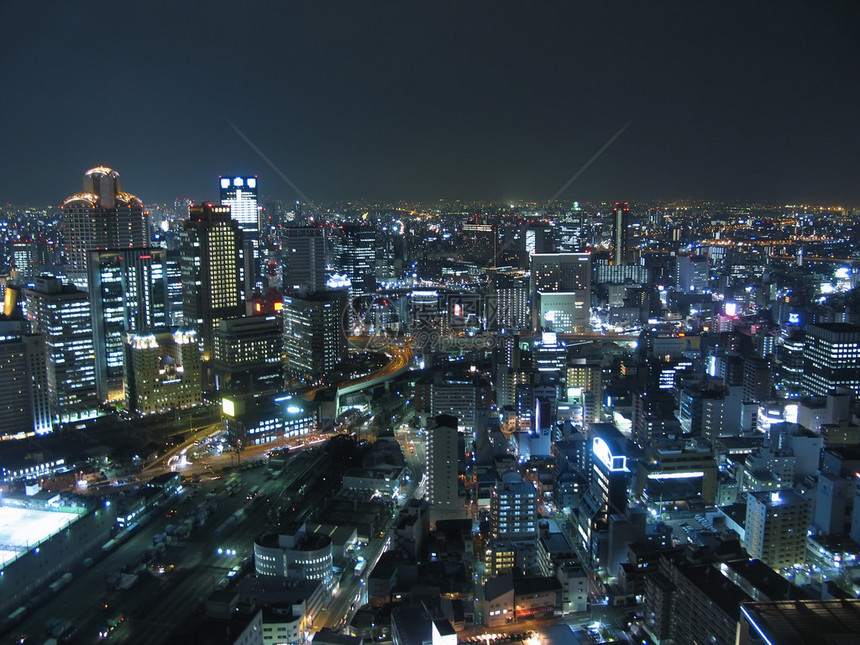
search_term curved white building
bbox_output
[254,523,334,592]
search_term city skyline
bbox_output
[1,1,858,207]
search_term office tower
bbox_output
[490,471,538,540]
[675,254,710,293]
[281,226,326,295]
[566,358,603,425]
[0,320,51,437]
[179,203,244,367]
[425,414,460,514]
[459,219,498,266]
[282,290,347,383]
[219,176,260,237]
[165,251,184,325]
[88,248,169,402]
[802,323,860,397]
[62,167,149,289]
[530,252,591,332]
[23,276,98,427]
[554,206,587,252]
[339,224,377,297]
[678,381,732,442]
[10,240,37,283]
[744,490,810,569]
[611,201,632,265]
[486,272,530,332]
[576,426,630,567]
[212,315,283,394]
[124,329,202,415]
[220,175,261,293]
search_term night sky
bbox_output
[2,1,858,207]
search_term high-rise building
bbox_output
[425,414,460,514]
[490,471,538,541]
[802,323,860,397]
[530,252,591,332]
[219,176,260,237]
[675,254,710,293]
[220,175,261,293]
[282,290,347,383]
[212,315,282,394]
[0,320,51,437]
[88,248,169,402]
[124,329,202,416]
[744,490,810,569]
[281,227,327,295]
[23,276,98,427]
[179,203,244,369]
[611,202,632,266]
[554,206,587,253]
[576,426,630,567]
[62,167,149,289]
[339,224,377,297]
[486,272,530,333]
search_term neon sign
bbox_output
[593,437,628,472]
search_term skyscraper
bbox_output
[282,290,347,383]
[220,175,261,293]
[179,203,244,370]
[611,201,632,266]
[219,176,260,238]
[281,226,327,295]
[124,329,202,416]
[802,323,860,397]
[88,248,169,402]
[425,414,460,515]
[339,224,377,297]
[0,320,51,437]
[530,252,591,332]
[62,167,149,289]
[23,276,98,427]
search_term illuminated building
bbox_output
[425,414,460,514]
[124,329,202,416]
[222,393,315,446]
[254,523,334,592]
[0,321,51,438]
[62,167,149,289]
[529,252,591,332]
[566,358,603,425]
[634,439,717,509]
[744,490,810,569]
[23,276,98,427]
[486,272,530,332]
[339,224,376,297]
[490,471,538,541]
[738,599,860,645]
[675,254,710,293]
[459,220,497,266]
[212,315,282,394]
[282,290,347,382]
[611,201,632,266]
[554,206,587,253]
[576,427,630,568]
[219,175,260,237]
[88,248,168,402]
[281,226,327,295]
[220,175,261,293]
[802,323,860,397]
[179,203,244,375]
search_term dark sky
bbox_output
[2,1,858,207]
